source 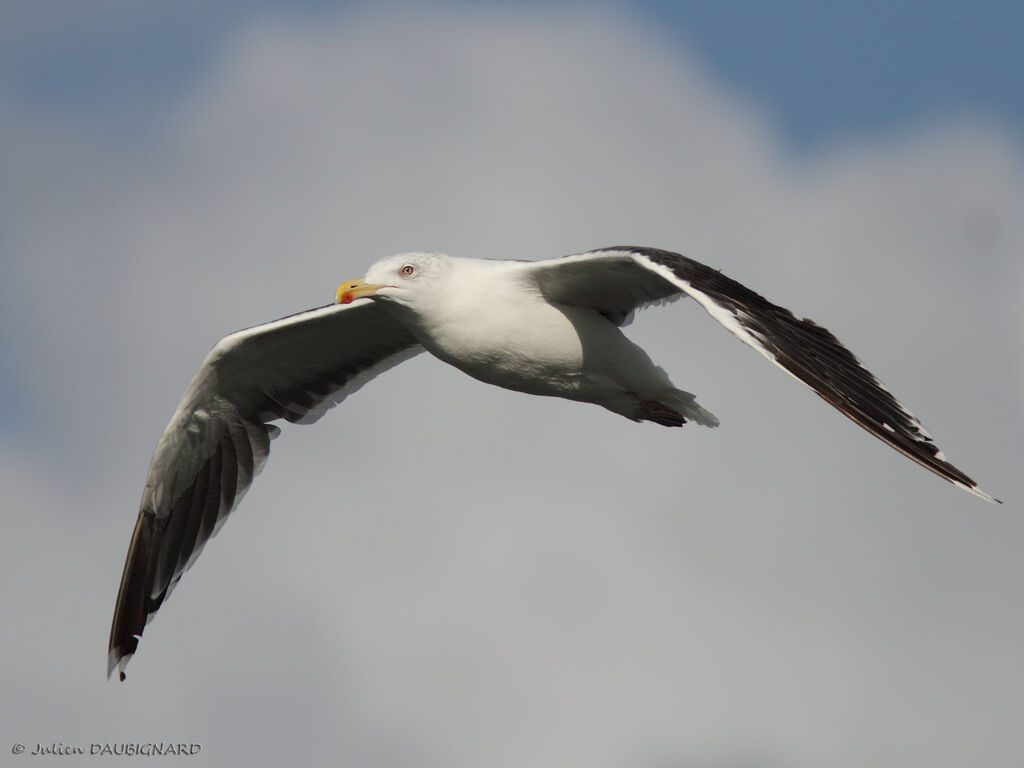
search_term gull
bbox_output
[108,246,998,680]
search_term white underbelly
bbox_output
[427,301,585,396]
[422,298,670,402]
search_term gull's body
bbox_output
[108,246,998,681]
[382,255,715,425]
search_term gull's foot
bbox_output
[638,399,687,427]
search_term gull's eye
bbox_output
[400,264,415,276]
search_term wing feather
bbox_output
[108,300,421,680]
[522,246,997,503]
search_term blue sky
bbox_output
[647,0,1024,147]
[4,1,1023,149]
[1,4,1021,767]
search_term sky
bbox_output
[1,2,1022,767]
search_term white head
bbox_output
[335,252,453,308]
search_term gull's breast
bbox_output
[422,288,587,397]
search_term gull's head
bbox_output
[336,252,452,307]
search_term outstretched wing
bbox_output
[109,300,421,680]
[520,246,998,504]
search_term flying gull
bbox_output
[108,246,999,680]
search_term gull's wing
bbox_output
[109,300,421,680]
[519,246,998,504]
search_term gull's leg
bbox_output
[637,398,687,427]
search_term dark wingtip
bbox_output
[109,510,156,683]
[959,481,1001,505]
[107,643,132,682]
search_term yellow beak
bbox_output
[335,278,386,304]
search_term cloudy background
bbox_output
[2,2,1022,766]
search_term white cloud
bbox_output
[2,6,1021,767]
